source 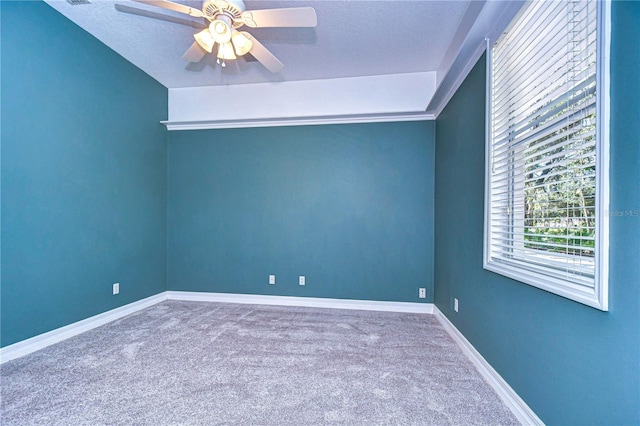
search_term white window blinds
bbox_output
[485,0,609,310]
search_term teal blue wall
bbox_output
[167,123,434,302]
[434,2,640,424]
[1,2,168,347]
[3,2,638,423]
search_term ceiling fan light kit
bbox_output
[194,28,215,52]
[210,16,232,43]
[231,30,253,56]
[217,42,236,65]
[132,0,317,73]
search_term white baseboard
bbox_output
[433,306,543,426]
[0,293,168,364]
[167,291,434,314]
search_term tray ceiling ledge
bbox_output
[164,72,436,130]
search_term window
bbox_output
[484,0,609,310]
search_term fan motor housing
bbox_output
[203,0,245,27]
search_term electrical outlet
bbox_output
[269,275,276,285]
[454,298,459,312]
[113,283,120,295]
[419,288,426,298]
[299,276,305,286]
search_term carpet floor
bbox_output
[1,301,519,425]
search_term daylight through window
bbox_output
[484,0,609,310]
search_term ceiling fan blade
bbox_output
[242,7,317,28]
[115,4,205,29]
[131,0,204,18]
[245,34,284,73]
[182,41,207,62]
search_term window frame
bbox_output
[483,0,610,311]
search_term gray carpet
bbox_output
[1,301,519,425]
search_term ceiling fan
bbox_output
[132,0,317,73]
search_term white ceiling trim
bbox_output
[165,72,436,130]
[163,111,434,131]
[426,0,525,116]
[434,0,487,87]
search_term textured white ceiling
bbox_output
[45,0,474,88]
